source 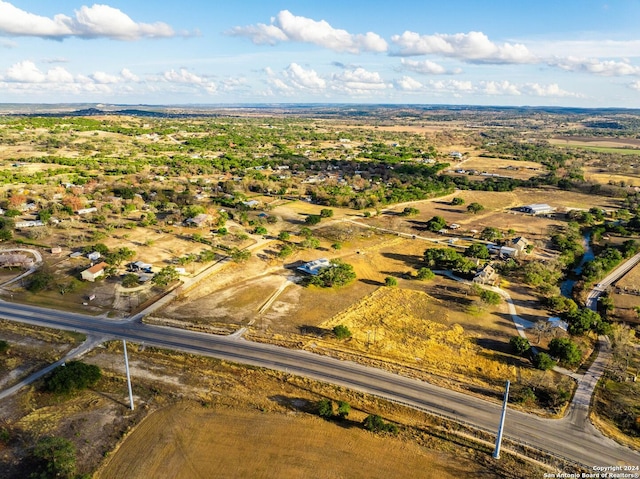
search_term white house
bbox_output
[77,207,98,215]
[81,261,108,282]
[297,258,331,276]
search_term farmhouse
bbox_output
[0,253,34,268]
[185,213,211,227]
[77,207,98,215]
[297,258,331,276]
[519,204,555,215]
[512,236,530,254]
[81,261,108,282]
[14,220,45,229]
[473,264,499,286]
[499,246,519,258]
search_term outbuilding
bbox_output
[81,261,108,282]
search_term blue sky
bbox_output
[1,1,640,107]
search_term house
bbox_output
[81,261,108,282]
[51,247,62,254]
[185,213,211,227]
[297,258,331,276]
[242,200,260,208]
[14,220,45,229]
[499,246,519,258]
[77,207,98,215]
[87,251,101,261]
[512,237,530,254]
[473,264,499,286]
[519,204,555,215]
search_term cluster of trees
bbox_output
[423,248,476,274]
[308,260,356,288]
[45,361,101,395]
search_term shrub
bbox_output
[305,215,322,225]
[363,414,398,434]
[509,336,531,356]
[45,361,101,394]
[549,337,582,366]
[333,325,352,339]
[384,276,398,287]
[416,267,435,280]
[317,399,334,419]
[320,209,334,218]
[533,352,556,371]
[0,340,9,354]
[31,436,77,479]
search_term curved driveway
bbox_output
[0,300,637,467]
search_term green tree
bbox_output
[533,352,556,371]
[45,361,101,394]
[333,324,352,339]
[31,436,77,479]
[278,231,290,241]
[320,208,334,218]
[426,215,447,232]
[509,336,531,356]
[337,401,351,419]
[363,414,398,434]
[563,308,602,336]
[299,227,313,238]
[549,337,582,366]
[278,244,294,258]
[0,340,9,354]
[480,227,502,241]
[401,207,419,216]
[384,276,398,287]
[254,226,267,235]
[122,273,140,288]
[27,270,54,293]
[331,242,342,250]
[310,260,356,288]
[479,289,501,305]
[467,202,485,214]
[465,243,490,259]
[450,197,465,206]
[317,399,334,419]
[416,267,435,280]
[230,248,251,263]
[300,237,321,250]
[305,214,322,225]
[151,265,179,286]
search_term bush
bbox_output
[333,325,352,339]
[479,289,501,305]
[533,352,556,371]
[316,399,334,419]
[254,226,267,235]
[320,209,334,218]
[451,197,465,206]
[509,336,531,356]
[45,361,101,394]
[415,267,435,281]
[31,436,77,479]
[363,414,398,434]
[384,276,397,287]
[0,340,9,354]
[305,215,322,225]
[549,337,582,366]
[122,273,140,288]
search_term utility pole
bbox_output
[123,340,134,411]
[493,380,510,459]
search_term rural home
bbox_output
[87,251,101,261]
[473,264,499,286]
[76,207,98,215]
[14,220,45,229]
[499,246,519,258]
[297,258,331,276]
[519,204,555,215]
[81,261,108,282]
[185,213,211,227]
[512,237,530,254]
[0,253,34,268]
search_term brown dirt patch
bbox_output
[96,402,486,479]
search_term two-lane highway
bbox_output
[0,300,638,467]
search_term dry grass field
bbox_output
[96,403,489,479]
[610,262,640,323]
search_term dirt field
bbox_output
[96,403,488,479]
[611,262,640,323]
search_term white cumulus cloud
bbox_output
[631,81,640,91]
[395,76,423,91]
[331,67,390,94]
[0,1,175,40]
[163,68,216,94]
[391,30,535,64]
[284,63,326,90]
[228,10,387,54]
[400,58,449,75]
[482,80,521,95]
[548,56,640,76]
[522,83,581,98]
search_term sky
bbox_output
[1,1,640,107]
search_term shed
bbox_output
[519,204,555,215]
[81,261,108,282]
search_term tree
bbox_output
[299,227,313,238]
[310,260,356,288]
[31,436,77,479]
[509,336,531,356]
[416,267,435,280]
[384,276,398,287]
[563,308,602,336]
[151,265,179,286]
[320,208,334,218]
[122,273,140,288]
[479,289,501,305]
[230,248,251,263]
[426,215,447,232]
[316,399,334,419]
[331,242,342,250]
[549,338,582,366]
[254,226,267,235]
[363,414,398,434]
[333,324,352,339]
[45,361,101,394]
[533,352,556,371]
[467,202,485,214]
[337,401,351,419]
[278,231,290,241]
[27,270,54,293]
[451,197,465,206]
[480,227,502,241]
[401,207,419,216]
[300,237,320,250]
[0,340,8,354]
[465,243,490,259]
[305,214,322,225]
[278,244,294,258]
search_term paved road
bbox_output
[0,301,638,468]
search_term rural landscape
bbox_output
[1,103,640,478]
